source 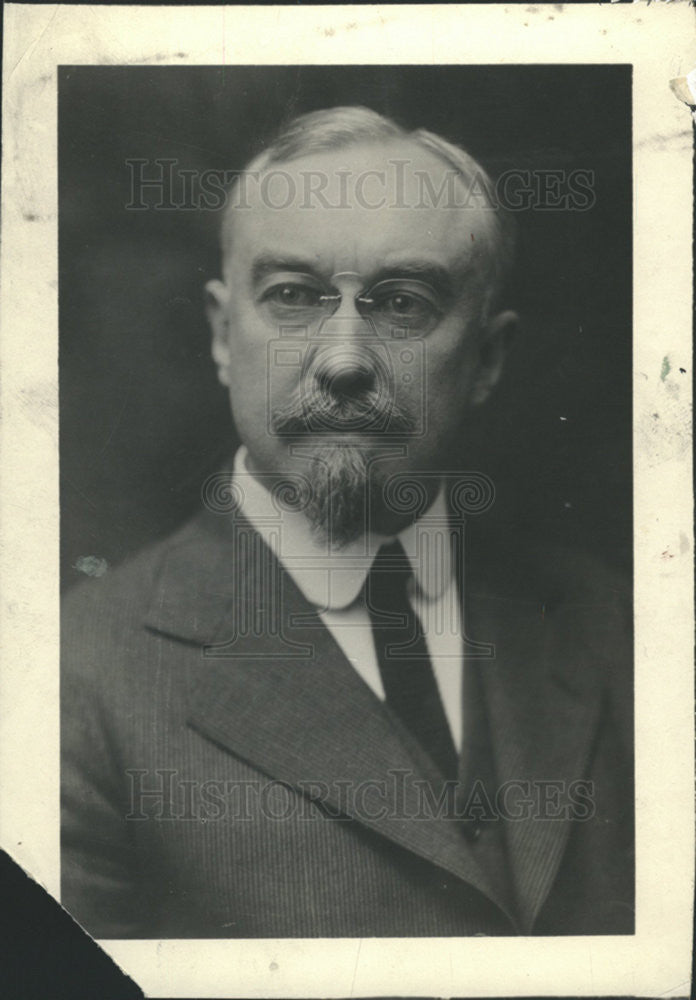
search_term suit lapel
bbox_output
[145,504,609,934]
[464,559,606,933]
[144,507,518,930]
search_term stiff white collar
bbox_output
[232,446,454,611]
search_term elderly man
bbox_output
[61,106,633,938]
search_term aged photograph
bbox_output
[58,65,635,940]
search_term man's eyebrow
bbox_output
[251,254,323,284]
[250,255,470,297]
[368,262,457,297]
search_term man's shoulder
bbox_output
[62,508,226,636]
[61,503,271,666]
[466,516,632,674]
[468,516,630,605]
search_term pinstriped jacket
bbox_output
[61,502,634,938]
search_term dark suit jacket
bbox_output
[61,502,634,938]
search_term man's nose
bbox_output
[314,347,376,399]
[312,306,379,398]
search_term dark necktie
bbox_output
[366,539,458,781]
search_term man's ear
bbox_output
[205,279,233,388]
[469,309,519,407]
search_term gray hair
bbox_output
[220,105,516,313]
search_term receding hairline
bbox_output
[218,106,515,308]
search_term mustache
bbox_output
[271,386,416,436]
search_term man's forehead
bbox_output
[226,138,495,278]
[262,137,451,184]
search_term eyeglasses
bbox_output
[256,274,447,337]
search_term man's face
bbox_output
[206,139,515,543]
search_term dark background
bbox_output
[59,65,632,591]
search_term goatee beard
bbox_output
[304,444,370,549]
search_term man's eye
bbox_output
[386,293,423,315]
[264,284,322,308]
[362,279,445,334]
[375,291,436,322]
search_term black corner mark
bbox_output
[0,849,143,1000]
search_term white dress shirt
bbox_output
[232,447,464,750]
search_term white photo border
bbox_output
[1,4,694,997]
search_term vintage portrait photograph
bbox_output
[1,5,693,998]
[59,62,635,942]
